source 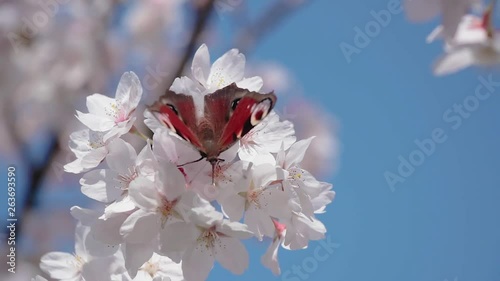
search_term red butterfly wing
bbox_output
[149,91,205,153]
[204,83,276,158]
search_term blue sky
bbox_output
[2,0,500,280]
[207,0,500,281]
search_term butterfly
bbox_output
[149,83,277,182]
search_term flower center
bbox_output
[116,167,139,190]
[198,226,218,249]
[246,181,263,208]
[157,197,177,227]
[141,260,159,277]
[288,167,305,182]
[209,69,227,89]
[88,131,106,149]
[70,254,85,273]
[208,163,231,185]
[105,102,128,123]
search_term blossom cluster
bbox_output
[34,45,335,281]
[405,0,500,75]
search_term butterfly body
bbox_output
[150,83,277,166]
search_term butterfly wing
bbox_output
[149,91,205,154]
[204,83,277,159]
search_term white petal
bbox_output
[81,169,122,203]
[105,197,137,216]
[68,129,92,157]
[261,237,282,275]
[85,231,120,257]
[134,271,153,281]
[189,206,223,228]
[214,237,249,275]
[182,242,214,281]
[106,138,138,174]
[81,146,108,169]
[169,76,204,98]
[252,163,278,187]
[153,127,201,165]
[115,71,143,114]
[244,206,274,240]
[285,137,315,168]
[64,158,87,174]
[103,119,135,142]
[82,256,122,281]
[426,25,443,43]
[218,220,253,239]
[433,47,475,76]
[120,209,159,243]
[158,162,187,201]
[76,110,115,132]
[236,76,263,92]
[92,214,128,245]
[191,43,211,86]
[158,222,199,255]
[86,93,117,117]
[157,255,184,281]
[261,187,292,220]
[70,206,100,226]
[207,48,245,91]
[74,223,89,257]
[144,109,162,132]
[123,241,154,278]
[129,177,159,211]
[40,252,79,279]
[219,194,245,221]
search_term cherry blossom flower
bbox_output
[80,138,155,216]
[130,253,184,281]
[282,211,327,250]
[428,5,500,75]
[119,160,210,263]
[50,41,336,281]
[76,72,143,141]
[190,44,263,93]
[40,224,123,281]
[151,127,206,181]
[167,44,264,119]
[275,137,335,218]
[175,206,253,281]
[238,111,296,165]
[219,163,291,240]
[64,129,112,174]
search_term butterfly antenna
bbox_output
[177,155,205,167]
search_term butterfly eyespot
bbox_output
[166,104,178,115]
[230,98,241,111]
[250,99,272,126]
